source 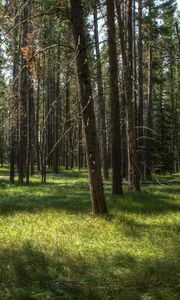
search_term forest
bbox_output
[0,0,179,299]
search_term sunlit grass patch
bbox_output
[0,170,179,299]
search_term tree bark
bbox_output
[65,68,70,170]
[69,0,107,215]
[36,76,40,172]
[52,43,61,173]
[145,0,153,180]
[116,0,140,191]
[18,0,31,184]
[137,0,144,179]
[93,5,109,180]
[124,0,140,191]
[106,0,122,194]
[10,0,19,184]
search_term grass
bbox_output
[0,168,180,299]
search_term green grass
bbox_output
[0,168,180,299]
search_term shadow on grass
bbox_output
[114,214,180,239]
[159,185,180,195]
[109,189,180,216]
[0,242,179,300]
[0,167,10,177]
[0,183,179,216]
[0,186,91,216]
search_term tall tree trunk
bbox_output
[36,75,40,172]
[116,0,140,191]
[145,0,153,180]
[125,0,140,191]
[106,0,122,194]
[121,81,128,178]
[10,0,19,184]
[77,102,83,169]
[18,0,31,184]
[52,44,61,173]
[27,72,34,180]
[115,0,128,179]
[93,5,109,180]
[115,0,139,190]
[133,0,137,135]
[137,0,144,179]
[169,50,175,173]
[41,53,46,184]
[69,0,107,215]
[65,69,70,170]
[0,116,4,167]
[46,47,53,169]
[174,23,180,172]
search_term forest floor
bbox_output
[0,168,179,300]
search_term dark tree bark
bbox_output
[69,0,107,215]
[77,102,83,169]
[41,53,47,184]
[65,68,70,170]
[133,0,138,134]
[46,48,53,169]
[145,0,153,180]
[36,75,40,172]
[125,0,140,191]
[125,0,140,192]
[30,96,35,176]
[93,5,109,180]
[174,23,180,172]
[169,50,175,173]
[115,0,128,179]
[52,43,61,173]
[27,73,35,180]
[121,81,128,178]
[0,116,4,167]
[137,0,144,179]
[18,0,31,184]
[10,0,19,184]
[106,0,122,194]
[116,0,140,191]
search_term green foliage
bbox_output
[0,169,179,299]
[41,0,99,14]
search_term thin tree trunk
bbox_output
[77,102,83,169]
[133,0,137,136]
[145,0,153,180]
[65,69,70,170]
[116,0,140,191]
[106,0,122,194]
[93,5,109,180]
[125,0,140,191]
[41,54,46,184]
[52,43,61,173]
[174,23,180,172]
[10,0,19,184]
[18,0,31,184]
[36,76,40,172]
[137,0,144,179]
